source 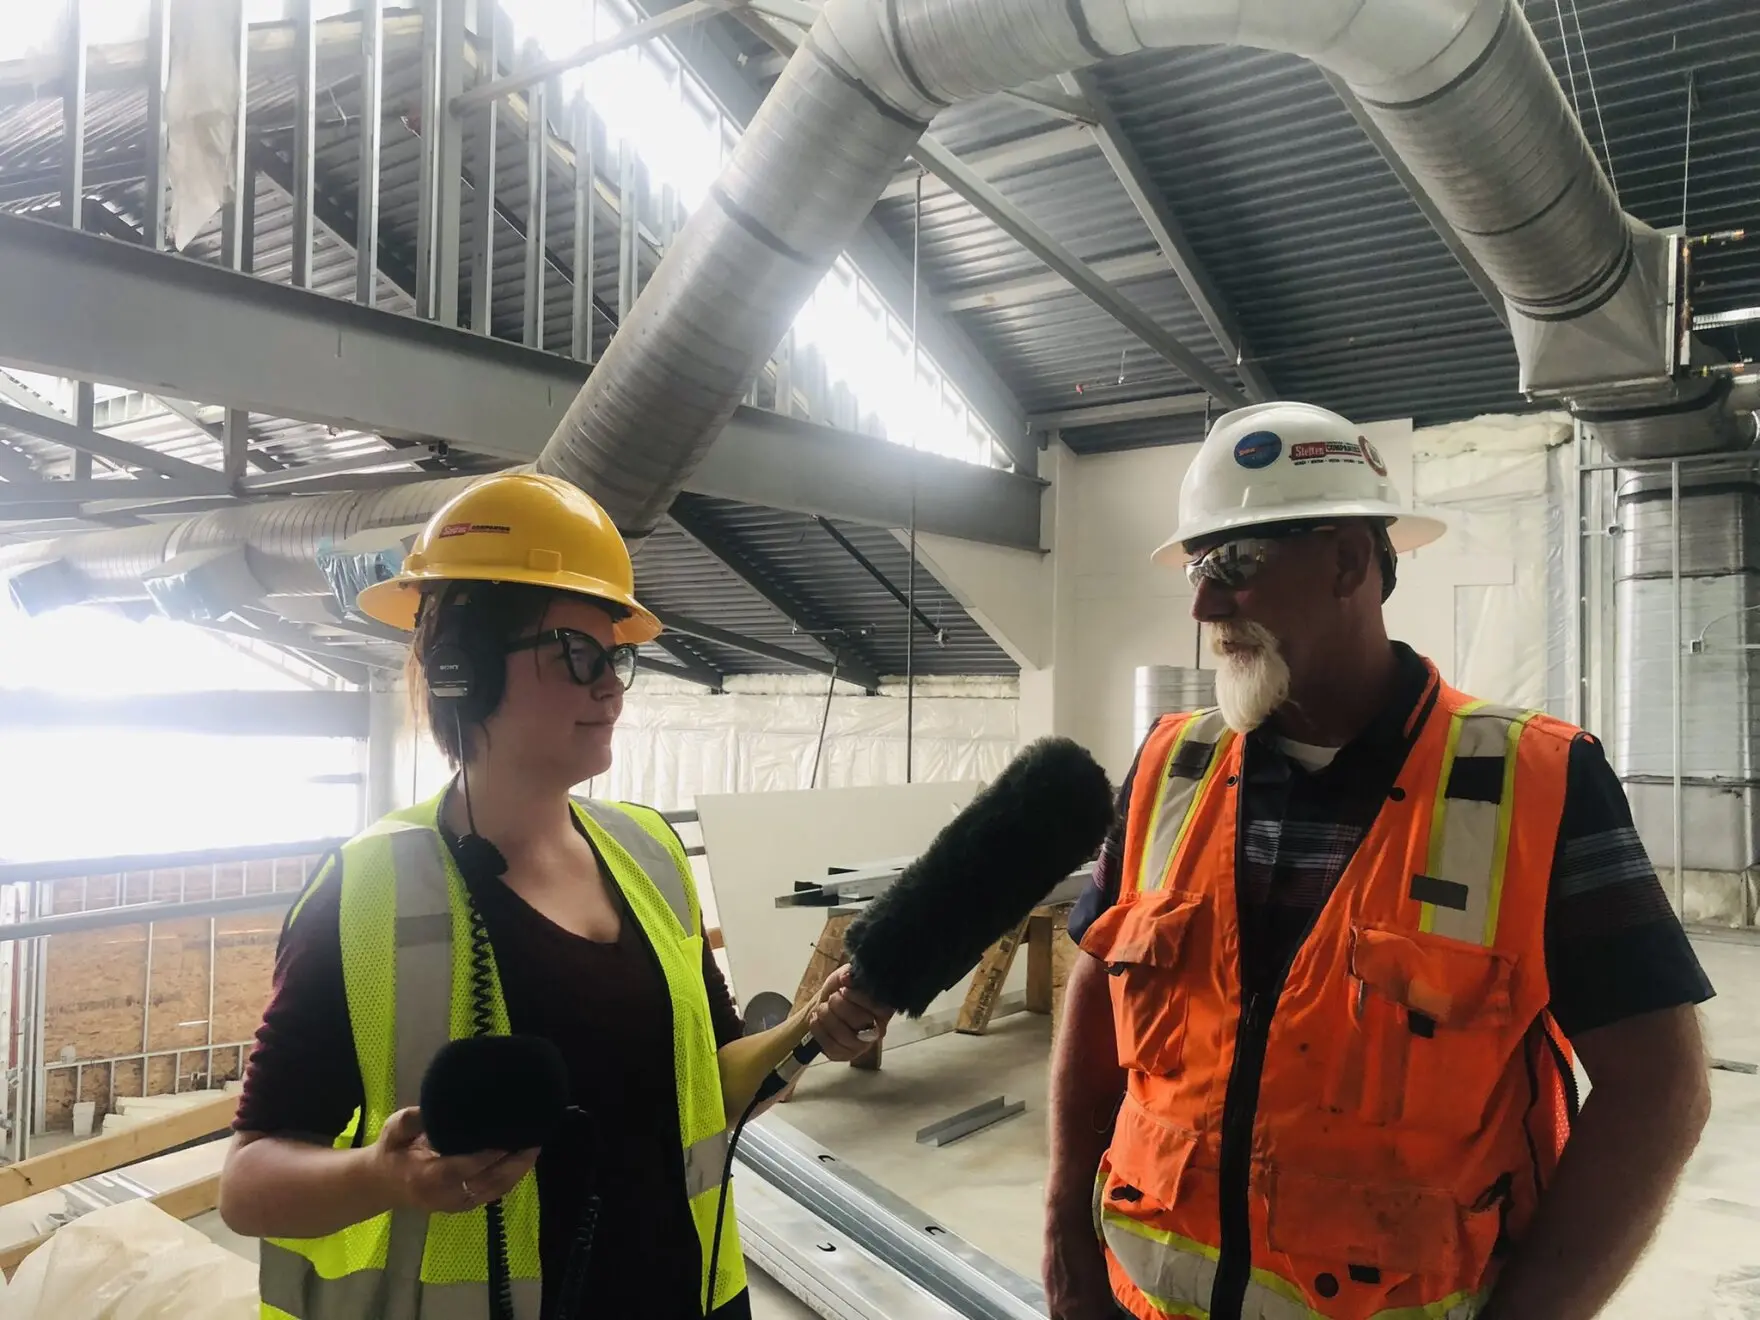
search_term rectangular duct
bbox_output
[1614,467,1760,882]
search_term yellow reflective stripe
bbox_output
[1102,1210,1487,1320]
[1168,729,1234,879]
[1369,1290,1486,1320]
[1421,700,1484,936]
[1138,712,1232,896]
[1483,711,1537,945]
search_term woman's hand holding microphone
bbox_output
[807,963,893,1061]
[369,1106,540,1215]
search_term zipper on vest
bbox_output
[1209,796,1342,1320]
[1210,988,1268,1320]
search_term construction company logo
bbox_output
[1290,439,1367,466]
[437,522,513,539]
[1233,430,1282,470]
[1359,435,1388,477]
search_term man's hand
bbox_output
[1043,1205,1118,1319]
[807,964,893,1061]
[369,1107,540,1215]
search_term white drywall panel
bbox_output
[695,781,982,1028]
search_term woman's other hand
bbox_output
[370,1107,540,1215]
[808,964,894,1061]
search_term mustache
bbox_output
[1210,620,1279,654]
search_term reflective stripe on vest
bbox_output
[1102,1210,1485,1320]
[1135,704,1536,944]
[1420,703,1538,947]
[259,1241,543,1320]
[577,799,693,933]
[262,794,744,1318]
[1138,710,1235,896]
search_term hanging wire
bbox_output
[1566,0,1620,202]
[1551,0,1585,126]
[809,656,840,788]
[905,168,923,785]
[1681,67,1696,232]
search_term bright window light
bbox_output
[0,607,362,862]
[501,0,999,467]
[0,1,1000,466]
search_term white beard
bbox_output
[1211,621,1291,734]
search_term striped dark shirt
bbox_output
[1070,644,1713,1037]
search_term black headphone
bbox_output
[420,589,509,727]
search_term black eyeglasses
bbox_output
[505,629,640,690]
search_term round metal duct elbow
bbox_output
[535,0,1635,536]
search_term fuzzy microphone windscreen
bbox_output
[842,736,1115,1018]
[419,1034,570,1156]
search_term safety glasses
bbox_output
[505,628,640,690]
[1185,524,1335,591]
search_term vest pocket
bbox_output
[1265,1166,1464,1280]
[1339,925,1516,1135]
[1079,889,1205,1076]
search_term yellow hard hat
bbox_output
[355,472,663,644]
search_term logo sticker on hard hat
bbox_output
[438,522,513,538]
[1359,436,1388,477]
[1290,440,1364,465]
[1233,431,1282,470]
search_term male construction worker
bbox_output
[1044,402,1715,1320]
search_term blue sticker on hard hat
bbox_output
[1233,431,1282,470]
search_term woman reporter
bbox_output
[219,473,883,1319]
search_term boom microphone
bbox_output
[419,1034,571,1156]
[706,736,1114,1311]
[844,735,1117,1016]
[718,735,1117,1108]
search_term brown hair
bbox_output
[406,580,559,767]
[405,580,633,766]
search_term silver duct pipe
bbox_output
[1,477,476,605]
[538,0,1669,534]
[0,0,1707,608]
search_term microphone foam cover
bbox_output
[844,736,1114,1018]
[419,1034,570,1157]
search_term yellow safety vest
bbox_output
[258,792,746,1319]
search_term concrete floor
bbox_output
[16,936,1758,1317]
[762,934,1760,1318]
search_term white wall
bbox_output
[918,412,1573,781]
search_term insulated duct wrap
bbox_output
[0,477,477,609]
[0,0,1711,609]
[534,0,1656,534]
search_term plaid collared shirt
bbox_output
[1070,644,1713,1037]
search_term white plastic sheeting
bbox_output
[0,1198,256,1320]
[589,675,1020,812]
[1406,413,1574,715]
[166,0,244,250]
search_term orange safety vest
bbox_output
[1079,664,1578,1320]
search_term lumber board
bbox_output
[956,916,1032,1035]
[0,1093,235,1207]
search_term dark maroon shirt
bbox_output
[235,828,747,1320]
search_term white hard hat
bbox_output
[1151,402,1447,566]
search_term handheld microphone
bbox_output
[419,1034,571,1156]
